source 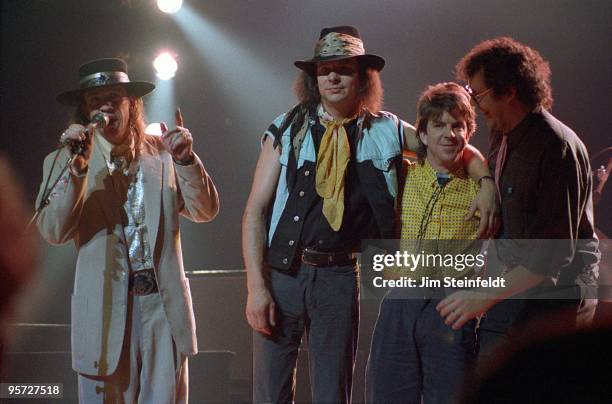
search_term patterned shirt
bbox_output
[395,158,481,280]
[95,133,154,272]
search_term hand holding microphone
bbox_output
[59,112,108,151]
[59,111,109,174]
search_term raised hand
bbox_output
[161,107,194,164]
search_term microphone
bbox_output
[61,112,109,154]
[89,112,110,131]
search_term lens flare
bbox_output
[153,52,178,80]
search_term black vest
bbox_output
[266,110,400,270]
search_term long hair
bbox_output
[126,97,146,151]
[455,37,553,110]
[415,82,476,164]
[74,96,147,152]
[292,63,384,114]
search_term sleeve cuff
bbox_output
[173,153,195,166]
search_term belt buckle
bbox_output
[300,248,317,266]
[130,270,157,296]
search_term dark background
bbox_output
[2,1,611,400]
[2,0,611,339]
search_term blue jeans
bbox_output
[366,288,477,404]
[253,263,360,404]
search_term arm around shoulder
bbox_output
[401,120,418,152]
[462,145,499,238]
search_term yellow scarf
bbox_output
[315,110,355,231]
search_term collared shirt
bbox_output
[495,108,599,283]
[401,159,479,240]
[395,158,480,280]
[94,132,154,272]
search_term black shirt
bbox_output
[299,119,379,252]
[494,109,599,283]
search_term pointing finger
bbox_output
[175,107,184,128]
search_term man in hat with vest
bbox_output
[35,58,219,403]
[242,26,497,403]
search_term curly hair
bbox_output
[455,37,553,110]
[415,82,476,164]
[74,96,147,152]
[292,62,384,114]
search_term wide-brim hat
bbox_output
[294,26,385,75]
[56,58,155,106]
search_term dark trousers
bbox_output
[365,288,477,404]
[253,263,360,404]
[478,297,581,369]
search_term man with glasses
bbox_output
[464,85,492,107]
[437,37,599,361]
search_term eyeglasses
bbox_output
[463,84,493,106]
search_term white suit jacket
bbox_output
[36,134,219,376]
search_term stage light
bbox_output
[157,0,182,14]
[153,52,178,80]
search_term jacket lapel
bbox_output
[139,152,163,255]
[87,137,124,237]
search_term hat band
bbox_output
[314,32,365,59]
[79,71,130,89]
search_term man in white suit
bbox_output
[36,58,219,403]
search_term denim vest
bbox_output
[263,109,404,269]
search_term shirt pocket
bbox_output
[500,154,533,235]
[369,154,400,198]
[278,130,316,170]
[370,156,396,172]
[279,136,290,167]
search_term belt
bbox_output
[129,268,158,296]
[299,247,356,267]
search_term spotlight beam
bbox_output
[170,4,292,124]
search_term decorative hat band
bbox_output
[314,32,366,58]
[79,71,130,89]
